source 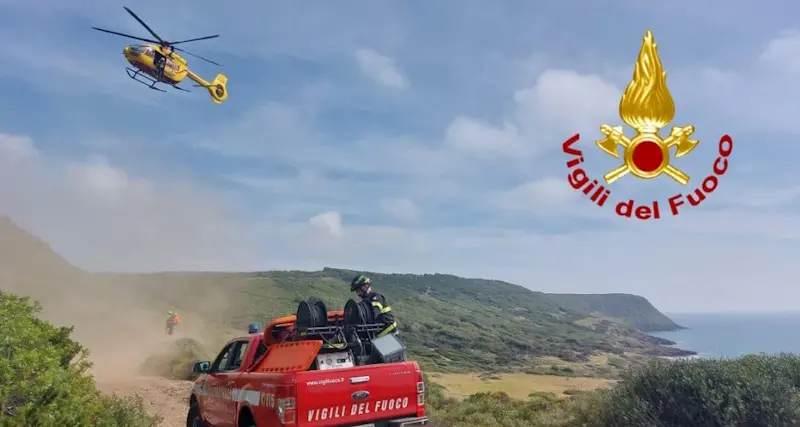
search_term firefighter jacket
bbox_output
[363,292,397,337]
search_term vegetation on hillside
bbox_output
[427,354,800,427]
[7,285,798,427]
[0,291,159,427]
[0,218,693,377]
[2,219,795,426]
[99,267,694,372]
[546,293,684,332]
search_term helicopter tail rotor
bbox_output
[205,73,228,104]
[190,73,228,104]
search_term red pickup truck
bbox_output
[186,309,428,427]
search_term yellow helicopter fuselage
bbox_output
[94,6,228,103]
[121,43,228,103]
[123,44,187,84]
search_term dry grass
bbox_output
[574,317,602,327]
[537,354,611,366]
[429,372,615,400]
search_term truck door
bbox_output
[215,339,251,427]
[203,341,237,426]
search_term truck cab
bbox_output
[187,308,428,427]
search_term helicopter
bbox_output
[92,7,228,104]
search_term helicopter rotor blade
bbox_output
[170,35,220,45]
[174,47,221,66]
[91,27,159,44]
[123,6,165,44]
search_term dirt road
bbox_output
[95,376,194,427]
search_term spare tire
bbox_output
[296,300,328,329]
[344,299,374,326]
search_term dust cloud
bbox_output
[0,134,261,272]
[0,132,257,423]
[22,279,230,427]
[0,238,231,382]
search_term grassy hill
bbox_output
[0,218,694,374]
[545,293,684,332]
[0,216,84,285]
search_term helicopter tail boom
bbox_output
[187,70,228,104]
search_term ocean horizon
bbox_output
[650,312,800,358]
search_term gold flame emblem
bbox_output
[596,30,698,185]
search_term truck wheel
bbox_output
[238,409,256,427]
[186,402,205,427]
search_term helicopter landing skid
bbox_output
[125,67,190,93]
[125,67,166,92]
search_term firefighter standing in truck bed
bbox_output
[350,275,397,337]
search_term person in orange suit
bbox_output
[166,310,180,335]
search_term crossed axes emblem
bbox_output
[595,124,697,185]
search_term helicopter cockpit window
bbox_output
[128,45,147,56]
[164,57,177,71]
[143,48,155,58]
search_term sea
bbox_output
[650,312,800,358]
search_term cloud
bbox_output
[0,23,161,104]
[673,30,800,136]
[0,134,257,272]
[309,211,344,237]
[381,198,421,222]
[4,1,800,315]
[2,95,799,314]
[0,133,37,160]
[738,187,800,209]
[244,208,800,313]
[490,177,582,215]
[444,117,525,157]
[443,69,621,160]
[67,156,153,202]
[513,70,621,137]
[354,48,409,89]
[757,30,800,73]
[195,102,317,158]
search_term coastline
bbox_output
[660,353,708,361]
[641,331,698,358]
[641,323,687,333]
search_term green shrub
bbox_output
[427,391,576,427]
[429,355,800,427]
[571,355,800,427]
[139,337,209,380]
[0,291,160,427]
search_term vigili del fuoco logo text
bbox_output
[561,30,733,220]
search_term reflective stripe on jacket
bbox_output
[364,292,397,337]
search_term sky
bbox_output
[1,0,799,313]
